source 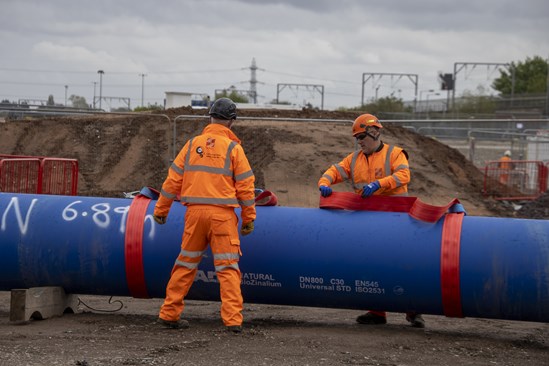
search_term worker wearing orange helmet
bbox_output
[318,113,424,328]
[153,97,256,333]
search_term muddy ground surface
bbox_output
[1,293,548,366]
[0,107,548,365]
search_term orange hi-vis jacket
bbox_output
[499,155,512,170]
[318,142,410,196]
[154,123,256,223]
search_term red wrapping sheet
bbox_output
[319,192,462,223]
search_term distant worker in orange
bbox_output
[153,97,256,333]
[318,113,425,328]
[499,150,513,185]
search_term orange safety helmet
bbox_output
[352,114,382,136]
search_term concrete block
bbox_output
[10,287,79,322]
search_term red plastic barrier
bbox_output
[483,160,547,200]
[0,158,41,193]
[41,158,79,195]
[0,155,78,195]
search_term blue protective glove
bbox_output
[319,185,332,197]
[361,181,381,198]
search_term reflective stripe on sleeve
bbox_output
[170,162,184,175]
[321,174,333,184]
[239,198,255,207]
[160,189,177,200]
[235,169,254,181]
[335,164,349,180]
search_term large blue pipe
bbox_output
[1,192,548,323]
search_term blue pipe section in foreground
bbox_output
[0,192,548,323]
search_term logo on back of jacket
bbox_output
[195,138,222,159]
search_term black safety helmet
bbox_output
[209,97,237,120]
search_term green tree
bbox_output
[455,86,496,114]
[112,107,131,112]
[492,55,548,95]
[69,95,89,109]
[134,103,163,112]
[270,99,291,105]
[215,86,249,103]
[47,95,55,106]
[341,96,412,114]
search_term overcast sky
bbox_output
[1,0,547,110]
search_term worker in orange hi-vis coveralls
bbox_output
[153,97,256,333]
[498,150,513,185]
[317,113,425,328]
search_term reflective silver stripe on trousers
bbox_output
[181,249,206,258]
[175,260,200,269]
[215,263,240,272]
[174,248,205,269]
[214,253,240,261]
[214,253,240,272]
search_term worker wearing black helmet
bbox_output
[154,97,256,333]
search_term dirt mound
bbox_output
[0,107,526,218]
[1,108,548,366]
[516,192,549,219]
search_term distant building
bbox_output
[164,92,193,109]
[164,92,212,109]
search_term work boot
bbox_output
[406,313,425,328]
[356,312,387,325]
[227,325,243,333]
[156,317,190,329]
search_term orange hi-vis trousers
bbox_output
[159,205,243,326]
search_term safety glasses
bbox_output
[355,133,368,141]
